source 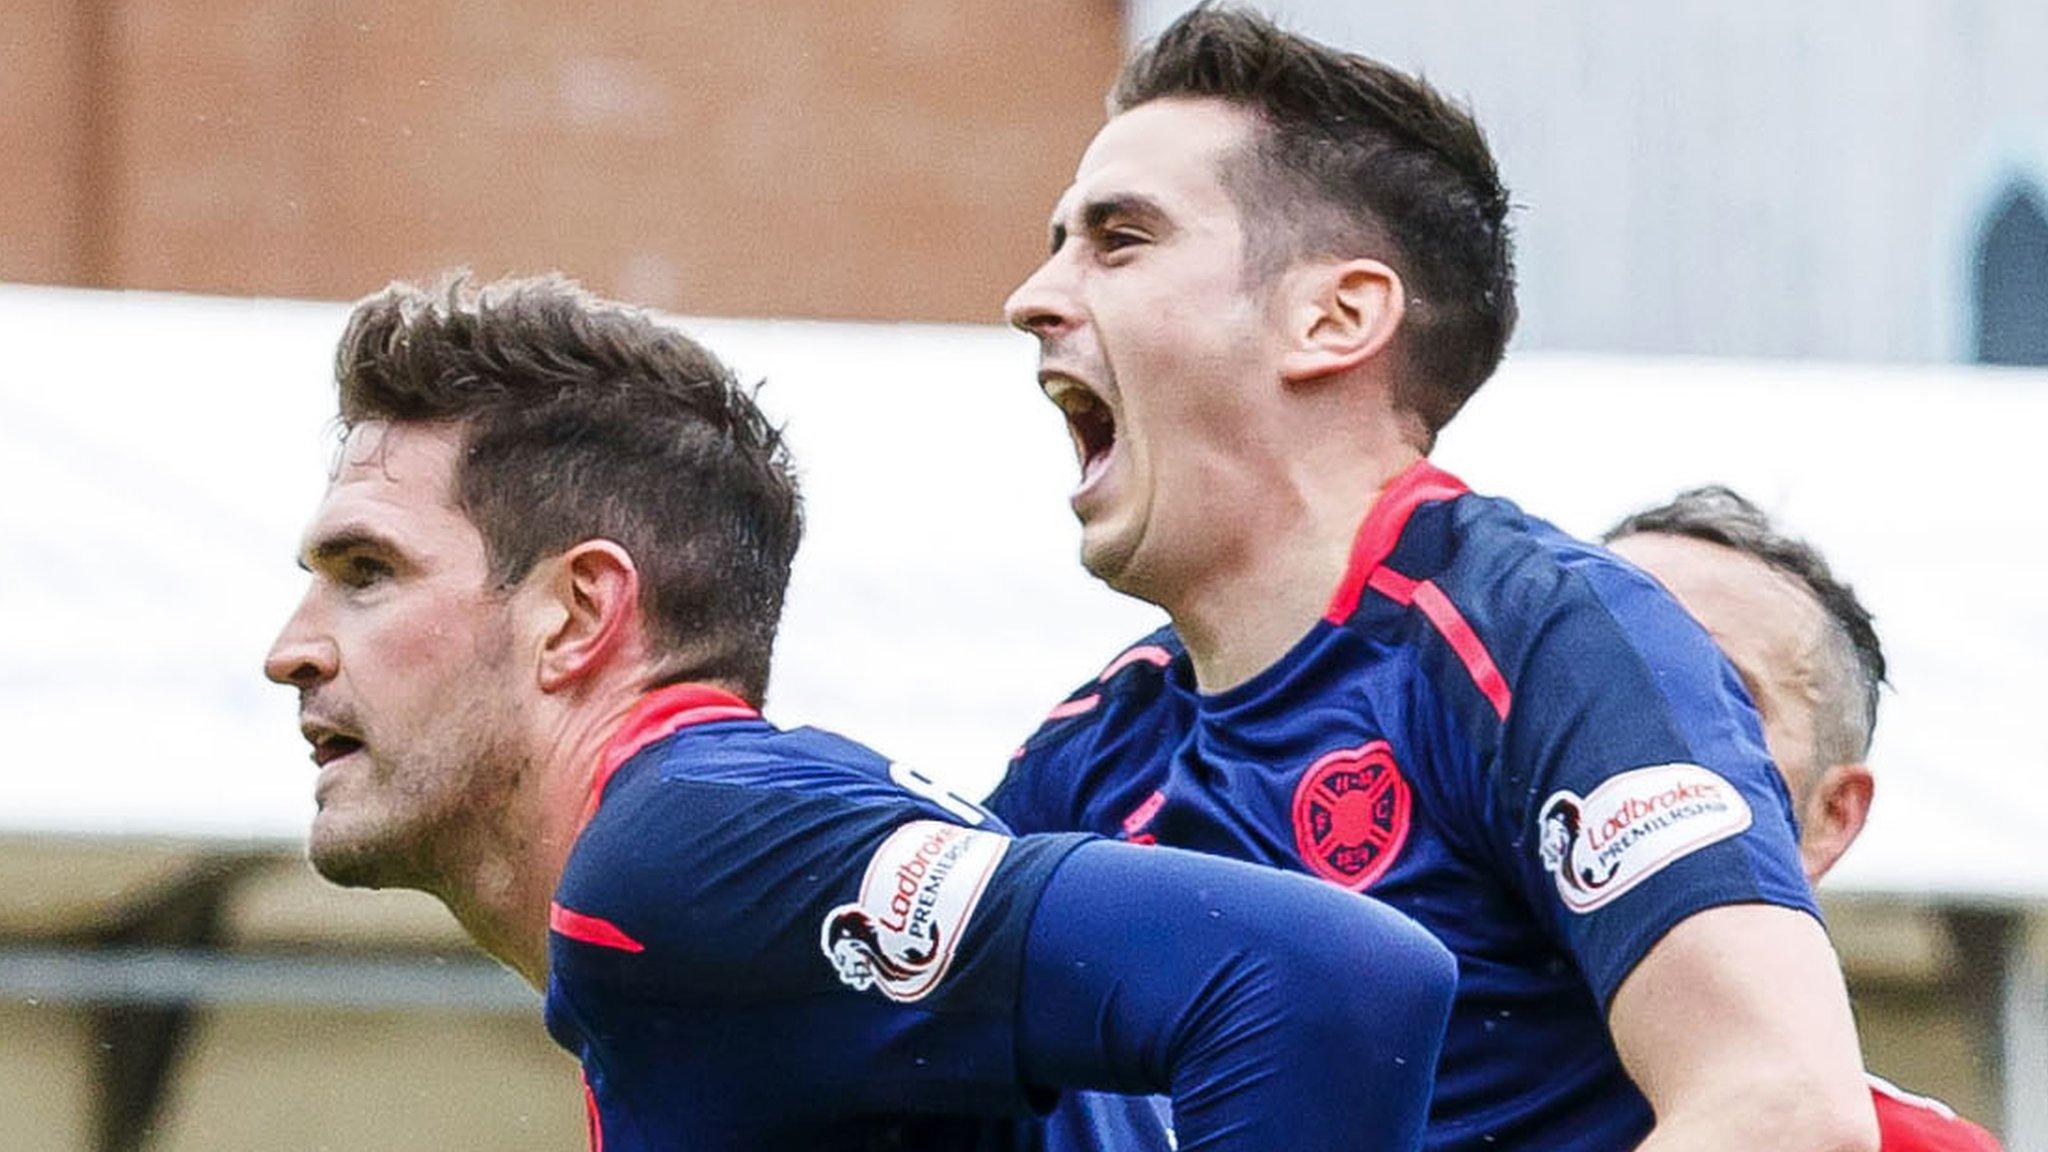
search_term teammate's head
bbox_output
[1111,4,1516,427]
[1604,487,1885,883]
[264,274,801,890]
[1005,4,1513,601]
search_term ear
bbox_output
[1797,762,1874,885]
[529,540,642,693]
[1277,258,1405,385]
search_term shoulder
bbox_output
[638,718,990,816]
[1363,491,1787,850]
[565,722,1002,915]
[1371,492,1740,735]
[1007,625,1186,763]
[1420,494,1705,668]
[986,626,1187,832]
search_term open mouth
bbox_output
[1042,376,1118,485]
[308,731,365,768]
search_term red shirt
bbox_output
[1871,1075,2003,1151]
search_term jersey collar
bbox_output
[578,684,760,829]
[1323,459,1470,624]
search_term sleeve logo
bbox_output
[1537,762,1752,913]
[820,820,1010,1002]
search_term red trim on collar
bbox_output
[578,684,759,830]
[1323,460,1470,624]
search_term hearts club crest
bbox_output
[1291,740,1412,891]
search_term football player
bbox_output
[995,7,1876,1149]
[263,274,1457,1151]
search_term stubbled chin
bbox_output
[307,809,403,890]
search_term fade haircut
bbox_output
[1113,3,1516,441]
[1604,487,1886,769]
[334,274,802,704]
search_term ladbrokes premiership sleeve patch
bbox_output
[820,821,1010,1003]
[1536,763,1752,913]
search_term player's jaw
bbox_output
[298,663,528,894]
[297,704,403,886]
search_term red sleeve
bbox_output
[1871,1080,2003,1152]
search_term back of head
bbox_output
[334,274,803,703]
[1605,486,1886,768]
[1114,3,1517,440]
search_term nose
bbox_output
[264,595,337,689]
[1004,254,1077,339]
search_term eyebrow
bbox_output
[1047,193,1173,255]
[298,527,402,572]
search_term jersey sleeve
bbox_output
[1482,557,1820,1007]
[1017,839,1455,1152]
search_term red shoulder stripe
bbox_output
[1044,694,1102,721]
[1099,644,1173,680]
[1366,567,1513,721]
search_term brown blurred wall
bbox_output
[0,0,1122,322]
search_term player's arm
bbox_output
[1613,904,1876,1152]
[1015,838,1456,1152]
[1490,565,1875,1151]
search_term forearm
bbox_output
[1016,839,1456,1152]
[1614,906,1878,1152]
[1635,1088,1877,1152]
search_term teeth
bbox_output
[1042,377,1094,415]
[1040,374,1116,477]
[1042,372,1106,405]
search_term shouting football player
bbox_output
[994,7,1877,1150]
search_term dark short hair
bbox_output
[1113,3,1516,440]
[1604,487,1886,763]
[334,274,802,703]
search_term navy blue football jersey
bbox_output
[546,684,1091,1151]
[990,461,1820,1151]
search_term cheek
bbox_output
[1751,697,1816,786]
[352,600,507,724]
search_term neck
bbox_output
[437,689,645,990]
[1170,440,1423,694]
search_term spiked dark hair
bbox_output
[1113,3,1517,441]
[334,273,802,703]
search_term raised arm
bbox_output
[1014,839,1456,1152]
